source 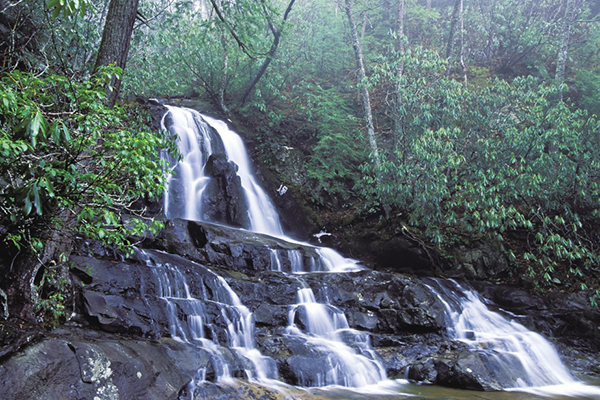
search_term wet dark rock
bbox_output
[0,330,212,400]
[144,219,325,276]
[2,218,600,397]
[202,154,250,229]
[184,379,289,400]
[443,242,510,280]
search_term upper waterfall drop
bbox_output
[161,105,282,236]
[161,105,364,273]
[202,114,284,237]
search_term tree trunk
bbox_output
[555,0,575,90]
[446,0,462,76]
[344,0,379,163]
[239,0,296,107]
[344,0,389,216]
[459,0,467,84]
[9,209,76,321]
[94,0,140,108]
[393,0,405,158]
[219,33,230,114]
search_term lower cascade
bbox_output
[426,279,600,397]
[137,248,278,384]
[285,287,386,387]
[153,105,600,396]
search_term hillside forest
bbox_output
[1,0,600,326]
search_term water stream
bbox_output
[427,279,600,397]
[160,105,385,389]
[158,105,600,398]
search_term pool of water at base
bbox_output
[218,378,600,400]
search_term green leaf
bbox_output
[24,196,32,215]
[32,184,42,215]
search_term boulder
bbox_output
[0,331,212,400]
[202,154,250,229]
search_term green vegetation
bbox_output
[0,66,174,251]
[363,66,600,295]
[2,0,600,318]
[0,66,177,322]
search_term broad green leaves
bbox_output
[46,0,89,19]
[0,67,178,257]
[360,49,600,293]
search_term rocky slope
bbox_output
[1,218,598,399]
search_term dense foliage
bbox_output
[0,66,177,324]
[362,49,600,299]
[0,66,174,252]
[2,0,600,309]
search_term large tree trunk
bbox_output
[555,0,575,90]
[94,0,140,108]
[8,209,76,321]
[239,0,296,108]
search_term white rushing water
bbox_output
[137,248,277,383]
[428,279,600,397]
[161,105,363,274]
[285,287,386,387]
[160,105,385,389]
[201,115,284,237]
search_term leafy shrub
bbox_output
[362,64,600,294]
[0,65,178,260]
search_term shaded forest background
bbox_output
[1,0,600,326]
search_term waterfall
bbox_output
[201,115,284,237]
[161,106,223,221]
[285,287,386,387]
[161,106,282,236]
[137,248,277,384]
[160,105,386,389]
[158,105,599,396]
[161,105,364,274]
[426,279,600,396]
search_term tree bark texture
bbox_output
[94,0,140,107]
[9,209,76,320]
[344,0,380,165]
[344,0,390,217]
[459,0,467,84]
[393,0,405,156]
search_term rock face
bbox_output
[201,154,250,228]
[0,331,212,400]
[1,219,599,398]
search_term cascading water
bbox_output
[427,279,600,396]
[161,105,364,274]
[285,287,386,387]
[160,105,386,389]
[161,106,224,221]
[136,248,277,384]
[201,115,284,237]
